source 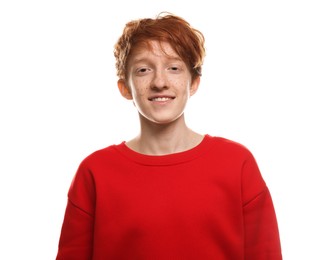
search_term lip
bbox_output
[148,95,175,102]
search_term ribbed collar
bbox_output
[113,134,213,166]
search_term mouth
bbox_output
[148,96,175,102]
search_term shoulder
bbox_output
[206,135,266,197]
[79,142,125,168]
[205,135,253,158]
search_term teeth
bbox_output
[152,97,172,101]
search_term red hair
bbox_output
[114,12,205,80]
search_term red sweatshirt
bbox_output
[56,135,282,259]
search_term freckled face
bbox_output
[124,41,199,125]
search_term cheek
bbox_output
[174,80,191,95]
[138,87,150,96]
[131,79,150,97]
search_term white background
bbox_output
[1,0,324,259]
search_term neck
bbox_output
[126,115,203,155]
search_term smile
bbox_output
[149,97,175,102]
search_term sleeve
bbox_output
[241,153,282,260]
[56,161,96,260]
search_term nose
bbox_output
[150,70,168,90]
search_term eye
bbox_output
[135,67,151,75]
[168,65,182,73]
[138,68,147,73]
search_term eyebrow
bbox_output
[131,55,183,64]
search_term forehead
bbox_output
[129,40,181,61]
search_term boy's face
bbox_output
[118,40,199,125]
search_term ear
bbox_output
[190,76,200,96]
[118,79,133,100]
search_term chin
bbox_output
[145,115,184,125]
